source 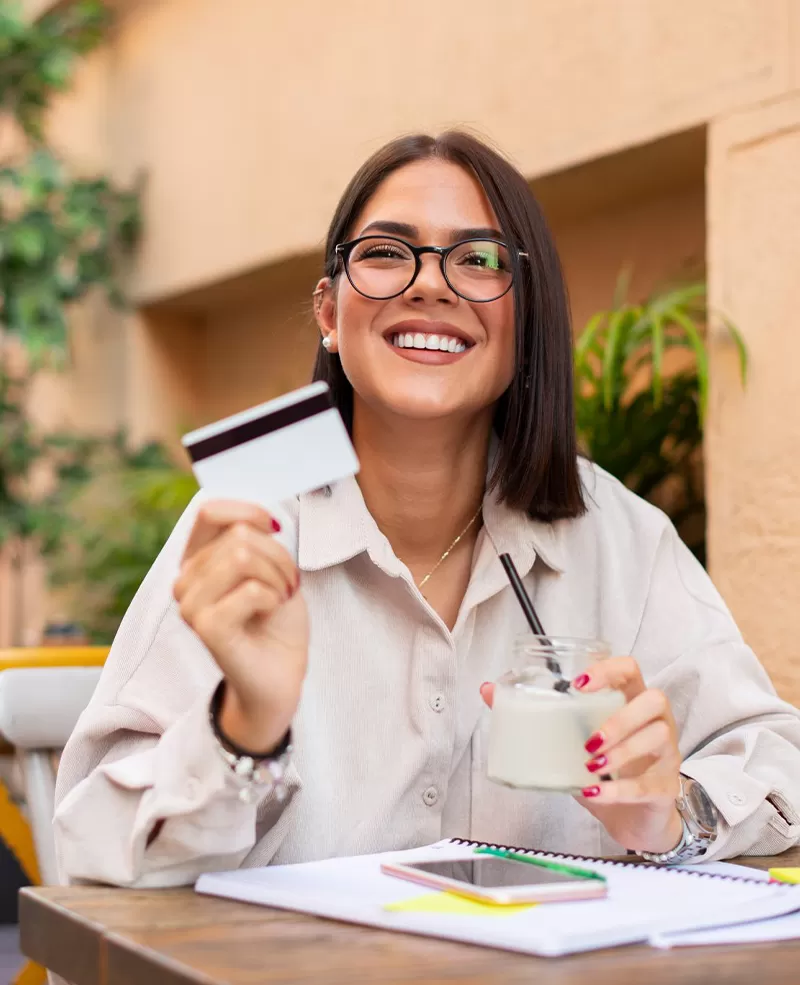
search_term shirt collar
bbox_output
[481,481,565,575]
[297,472,565,578]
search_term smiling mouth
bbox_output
[389,331,470,353]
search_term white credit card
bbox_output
[181,382,359,507]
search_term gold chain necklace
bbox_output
[417,505,483,590]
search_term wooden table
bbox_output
[19,848,800,985]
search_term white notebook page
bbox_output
[195,839,800,957]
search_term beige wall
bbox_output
[7,0,800,703]
[554,192,705,334]
[51,0,793,304]
[707,91,800,701]
[122,254,324,452]
[125,147,706,443]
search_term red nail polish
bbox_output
[586,755,608,773]
[573,673,591,690]
[585,732,604,755]
[271,517,281,533]
[582,786,601,798]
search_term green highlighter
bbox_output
[475,846,607,883]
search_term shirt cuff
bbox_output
[103,686,277,809]
[681,756,798,860]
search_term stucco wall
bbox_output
[127,163,705,441]
[50,0,793,303]
[7,0,800,704]
[707,91,800,703]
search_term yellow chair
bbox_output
[0,647,109,883]
[0,647,108,985]
[0,647,110,672]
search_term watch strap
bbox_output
[640,775,718,865]
[640,815,704,865]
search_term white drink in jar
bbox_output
[487,636,624,792]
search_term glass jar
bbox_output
[487,635,625,792]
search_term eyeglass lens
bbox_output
[345,237,513,302]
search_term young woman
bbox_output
[54,132,800,887]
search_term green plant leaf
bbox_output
[611,267,632,308]
[40,47,74,87]
[650,311,664,408]
[601,306,631,412]
[574,311,606,379]
[8,223,46,263]
[716,312,749,385]
[667,306,709,423]
[653,282,707,313]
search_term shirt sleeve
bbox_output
[632,521,800,861]
[53,494,300,888]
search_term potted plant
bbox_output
[574,280,746,564]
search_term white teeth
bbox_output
[390,332,469,353]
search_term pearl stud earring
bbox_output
[322,337,332,350]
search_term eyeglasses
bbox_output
[334,236,527,303]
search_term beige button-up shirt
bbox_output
[54,463,800,887]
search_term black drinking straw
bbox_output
[497,552,570,692]
[498,553,545,635]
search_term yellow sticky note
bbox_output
[769,867,800,885]
[385,892,535,917]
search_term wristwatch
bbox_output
[209,680,293,804]
[640,775,720,865]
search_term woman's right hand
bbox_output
[173,500,309,754]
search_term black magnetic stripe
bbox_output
[185,390,331,463]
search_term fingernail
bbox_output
[586,755,608,773]
[582,786,601,798]
[573,674,590,690]
[271,518,281,533]
[585,732,604,755]
[480,681,491,689]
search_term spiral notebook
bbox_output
[195,838,800,957]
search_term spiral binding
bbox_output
[447,838,770,885]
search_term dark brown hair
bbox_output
[312,131,585,522]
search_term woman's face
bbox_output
[317,159,517,425]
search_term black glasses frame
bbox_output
[334,235,528,303]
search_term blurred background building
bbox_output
[2,0,800,704]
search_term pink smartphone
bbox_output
[381,856,608,905]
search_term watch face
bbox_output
[683,778,719,834]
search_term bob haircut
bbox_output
[312,130,585,523]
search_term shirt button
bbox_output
[422,786,439,807]
[185,777,201,800]
[430,694,445,713]
[728,792,746,807]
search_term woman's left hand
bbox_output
[480,656,684,854]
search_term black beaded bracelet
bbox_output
[209,680,292,761]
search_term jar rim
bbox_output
[512,634,611,657]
